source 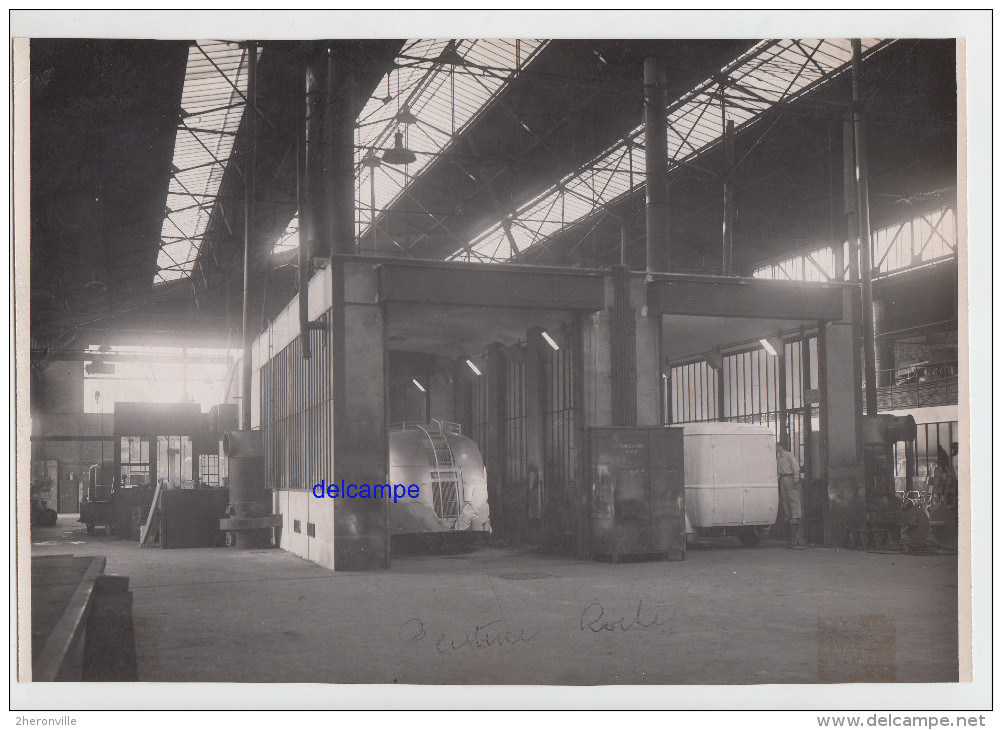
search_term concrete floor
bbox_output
[29,516,959,685]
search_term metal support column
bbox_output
[842,115,865,436]
[722,119,735,276]
[716,359,725,422]
[644,57,670,273]
[852,38,878,416]
[239,43,257,431]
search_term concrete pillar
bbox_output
[610,265,637,425]
[634,278,662,426]
[819,287,864,547]
[330,260,388,570]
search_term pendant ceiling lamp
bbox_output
[382,130,417,166]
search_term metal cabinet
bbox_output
[589,426,685,562]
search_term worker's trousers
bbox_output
[779,475,803,522]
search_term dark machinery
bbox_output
[80,460,115,535]
[30,497,58,527]
[30,461,59,527]
[860,414,927,541]
[219,430,281,548]
[589,426,686,562]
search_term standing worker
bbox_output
[776,441,807,549]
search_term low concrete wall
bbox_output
[275,489,334,570]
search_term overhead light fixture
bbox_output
[361,151,381,168]
[759,338,778,357]
[412,378,426,392]
[382,131,417,166]
[465,359,482,376]
[541,331,560,351]
[396,105,419,125]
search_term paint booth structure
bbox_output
[681,422,779,545]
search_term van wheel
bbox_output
[738,527,761,547]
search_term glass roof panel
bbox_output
[156,41,248,284]
[271,39,547,255]
[355,39,546,241]
[458,38,889,262]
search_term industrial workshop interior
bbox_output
[22,32,963,691]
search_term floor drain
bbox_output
[499,572,553,580]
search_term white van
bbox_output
[681,422,779,546]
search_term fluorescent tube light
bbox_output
[759,338,777,356]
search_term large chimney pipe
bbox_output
[239,43,257,431]
[851,39,878,416]
[328,43,358,257]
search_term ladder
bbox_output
[417,424,454,468]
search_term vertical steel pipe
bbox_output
[873,299,893,387]
[297,48,312,360]
[852,39,878,416]
[722,119,735,276]
[240,43,257,431]
[644,57,670,273]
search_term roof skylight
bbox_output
[156,41,248,284]
[455,38,890,262]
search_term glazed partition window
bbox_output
[199,454,220,486]
[668,335,819,466]
[505,356,528,513]
[119,436,150,486]
[156,435,192,487]
[545,342,577,499]
[260,313,333,491]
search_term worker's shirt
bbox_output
[777,451,799,477]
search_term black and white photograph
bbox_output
[10,9,992,719]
